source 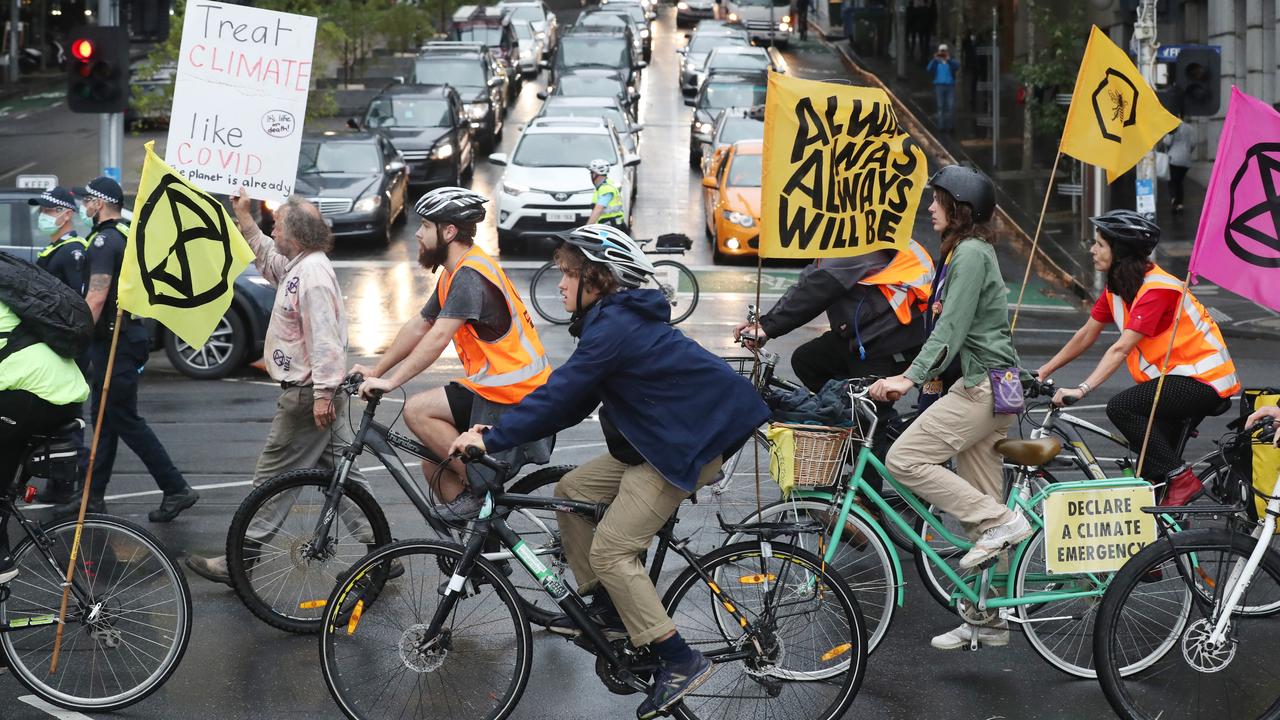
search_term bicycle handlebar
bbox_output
[457,446,513,497]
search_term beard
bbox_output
[418,239,448,271]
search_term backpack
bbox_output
[0,251,94,363]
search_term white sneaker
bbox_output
[930,621,1009,650]
[959,514,1034,569]
[0,566,16,584]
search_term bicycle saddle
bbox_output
[30,418,86,441]
[994,437,1061,467]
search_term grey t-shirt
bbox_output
[421,267,512,341]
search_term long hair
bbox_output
[1106,253,1152,306]
[935,188,992,262]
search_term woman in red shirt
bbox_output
[1035,210,1240,506]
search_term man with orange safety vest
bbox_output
[356,187,552,520]
[733,238,936,393]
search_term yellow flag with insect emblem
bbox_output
[1059,25,1180,183]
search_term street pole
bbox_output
[991,5,999,168]
[1133,0,1158,220]
[894,0,905,79]
[7,0,19,85]
[98,0,123,183]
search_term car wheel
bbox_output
[689,149,701,169]
[164,309,249,379]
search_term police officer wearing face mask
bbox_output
[28,186,88,296]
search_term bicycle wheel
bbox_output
[500,464,574,627]
[662,541,866,720]
[226,467,392,634]
[642,260,698,325]
[320,539,533,720]
[0,514,192,712]
[1095,529,1280,720]
[726,497,896,652]
[528,261,571,324]
[1195,458,1280,616]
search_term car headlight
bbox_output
[535,31,546,39]
[677,1,688,8]
[502,182,530,196]
[726,237,741,250]
[779,20,790,29]
[640,28,650,38]
[433,143,454,159]
[723,210,755,227]
[695,121,712,134]
[782,14,791,23]
[466,103,488,120]
[353,195,382,213]
[727,12,738,22]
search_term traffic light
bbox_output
[1172,46,1221,117]
[66,26,130,114]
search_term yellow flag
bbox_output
[118,141,256,348]
[1060,25,1180,183]
[760,72,927,258]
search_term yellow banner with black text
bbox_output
[1043,485,1157,574]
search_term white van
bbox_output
[723,0,793,45]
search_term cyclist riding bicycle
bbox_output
[586,158,629,234]
[449,224,769,719]
[355,187,553,520]
[1035,209,1240,506]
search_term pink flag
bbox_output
[1189,86,1280,312]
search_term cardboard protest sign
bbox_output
[165,0,316,202]
[760,73,927,259]
[1043,485,1157,574]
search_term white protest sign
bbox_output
[165,1,316,202]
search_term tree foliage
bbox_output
[1014,3,1087,137]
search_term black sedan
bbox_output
[284,132,410,246]
[351,84,476,189]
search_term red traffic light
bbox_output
[71,38,94,61]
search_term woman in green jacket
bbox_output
[870,166,1028,649]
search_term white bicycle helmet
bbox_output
[414,186,489,224]
[561,224,656,289]
[587,158,612,176]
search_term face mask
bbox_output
[79,204,96,226]
[37,212,62,234]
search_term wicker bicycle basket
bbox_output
[773,423,853,487]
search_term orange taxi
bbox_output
[701,139,762,261]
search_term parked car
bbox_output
[689,69,768,166]
[510,20,545,76]
[289,132,409,246]
[678,25,750,96]
[0,188,274,379]
[414,42,507,151]
[700,106,765,173]
[701,139,763,260]
[351,84,476,188]
[535,95,643,153]
[548,32,644,102]
[449,4,523,100]
[542,67,638,111]
[696,45,786,93]
[491,117,640,246]
[675,0,717,27]
[498,0,558,58]
[723,0,794,45]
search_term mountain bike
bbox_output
[528,234,700,325]
[1093,417,1280,720]
[224,374,573,634]
[0,421,192,712]
[319,447,867,720]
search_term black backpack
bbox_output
[0,252,94,363]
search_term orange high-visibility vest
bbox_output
[859,240,935,324]
[437,246,552,404]
[1102,265,1240,398]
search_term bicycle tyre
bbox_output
[501,464,575,626]
[661,541,866,720]
[646,259,699,325]
[226,467,392,634]
[1095,529,1280,720]
[0,514,192,712]
[528,260,572,325]
[320,539,533,720]
[726,498,897,652]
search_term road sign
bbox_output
[15,174,58,190]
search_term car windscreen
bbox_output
[299,141,381,174]
[513,132,618,167]
[557,37,628,67]
[688,34,747,54]
[706,53,768,73]
[718,117,764,144]
[700,81,767,110]
[727,153,762,187]
[455,26,503,46]
[413,58,486,88]
[513,22,535,39]
[556,74,624,96]
[506,5,543,23]
[365,97,451,128]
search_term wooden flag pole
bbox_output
[49,307,124,674]
[1134,272,1193,481]
[753,254,765,519]
[1010,150,1064,334]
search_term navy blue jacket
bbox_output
[485,289,769,492]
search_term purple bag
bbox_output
[988,367,1025,415]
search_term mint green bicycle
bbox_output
[726,380,1169,678]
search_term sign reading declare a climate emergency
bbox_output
[165,1,316,202]
[1043,485,1157,574]
[760,73,927,259]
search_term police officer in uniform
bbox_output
[29,186,88,295]
[586,158,629,234]
[52,177,200,523]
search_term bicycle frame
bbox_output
[0,496,96,632]
[1025,403,1131,481]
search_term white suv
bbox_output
[490,117,640,244]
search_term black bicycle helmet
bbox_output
[414,186,488,224]
[1089,209,1160,256]
[928,165,996,222]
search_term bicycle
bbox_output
[1093,417,1280,720]
[318,447,868,720]
[528,234,700,325]
[224,374,573,634]
[0,420,192,712]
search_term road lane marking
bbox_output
[19,696,94,719]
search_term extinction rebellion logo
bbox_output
[1225,143,1280,269]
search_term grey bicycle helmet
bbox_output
[414,186,489,224]
[561,224,656,289]
[1089,209,1160,256]
[928,165,996,222]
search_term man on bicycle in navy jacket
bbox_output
[451,224,769,719]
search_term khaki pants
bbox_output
[886,378,1014,537]
[555,453,721,647]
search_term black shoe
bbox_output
[547,592,626,639]
[637,651,716,719]
[149,488,199,523]
[51,495,106,520]
[35,479,77,505]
